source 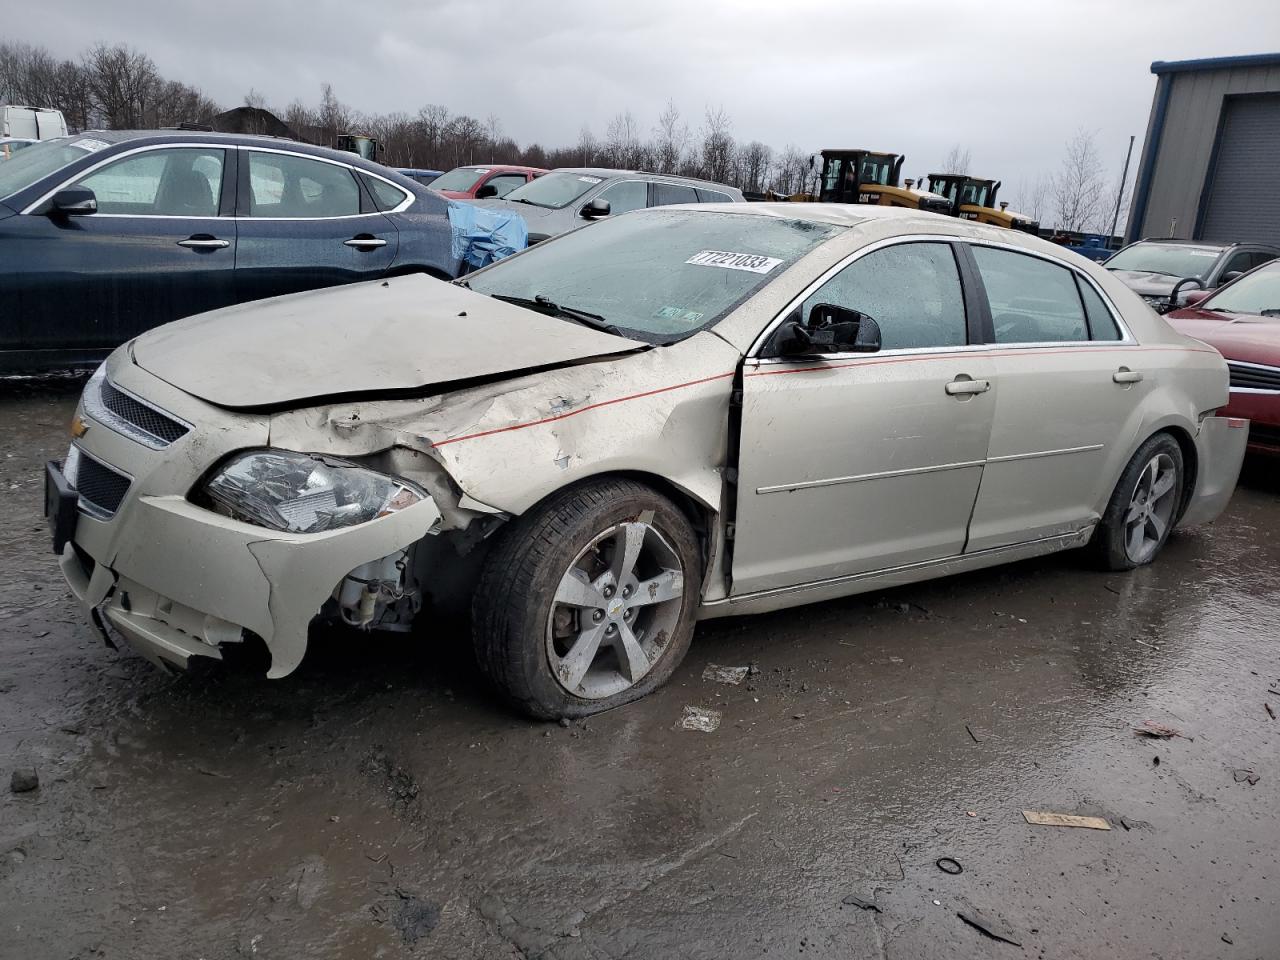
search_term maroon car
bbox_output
[430,164,546,201]
[1167,260,1280,455]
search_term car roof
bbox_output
[1133,238,1280,254]
[70,129,413,177]
[548,167,742,192]
[453,163,547,174]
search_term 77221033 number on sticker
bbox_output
[685,250,784,274]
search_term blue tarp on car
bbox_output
[447,201,528,270]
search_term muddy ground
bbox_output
[1,374,1277,960]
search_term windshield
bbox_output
[1105,242,1222,280]
[1203,262,1280,315]
[465,210,838,343]
[0,137,101,199]
[502,171,603,209]
[430,166,489,192]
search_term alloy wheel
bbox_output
[546,517,685,700]
[1123,452,1178,564]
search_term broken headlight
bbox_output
[204,450,426,534]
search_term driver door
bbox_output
[732,241,995,595]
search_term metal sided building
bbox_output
[1127,52,1280,245]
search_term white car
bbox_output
[48,204,1247,717]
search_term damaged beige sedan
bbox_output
[47,204,1247,717]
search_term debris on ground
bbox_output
[702,664,749,685]
[956,903,1022,947]
[936,857,963,875]
[1119,817,1153,831]
[1022,811,1111,830]
[1265,703,1275,720]
[1222,933,1234,944]
[392,889,441,945]
[965,724,984,743]
[680,706,721,733]
[1133,721,1190,740]
[840,894,881,912]
[1232,769,1260,786]
[9,767,38,793]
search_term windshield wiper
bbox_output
[491,293,624,335]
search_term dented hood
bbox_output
[131,275,644,409]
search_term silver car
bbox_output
[48,204,1246,718]
[474,167,744,243]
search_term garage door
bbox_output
[1199,94,1280,244]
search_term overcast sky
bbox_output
[11,0,1280,193]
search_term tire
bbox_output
[472,478,702,719]
[1091,433,1185,571]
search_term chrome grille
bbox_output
[69,449,131,518]
[82,369,191,449]
[1228,361,1280,392]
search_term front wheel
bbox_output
[1092,433,1184,571]
[472,479,702,719]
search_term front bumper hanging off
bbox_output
[58,492,441,677]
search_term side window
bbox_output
[247,152,360,218]
[76,148,224,216]
[597,180,647,215]
[486,174,527,198]
[652,183,698,206]
[1251,252,1277,270]
[696,188,732,203]
[971,246,1088,344]
[802,242,967,350]
[1076,278,1122,341]
[1219,251,1253,281]
[361,173,409,211]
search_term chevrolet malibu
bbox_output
[48,204,1247,718]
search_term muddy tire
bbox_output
[472,479,702,719]
[1091,433,1184,571]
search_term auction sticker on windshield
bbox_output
[577,176,602,184]
[72,138,109,153]
[686,250,784,274]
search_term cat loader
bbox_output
[926,173,1039,233]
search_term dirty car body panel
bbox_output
[49,204,1246,713]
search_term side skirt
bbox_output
[696,526,1095,620]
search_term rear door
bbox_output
[962,243,1149,552]
[7,144,236,354]
[234,149,398,303]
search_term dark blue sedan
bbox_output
[0,131,461,373]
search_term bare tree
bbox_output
[699,106,734,184]
[243,88,269,110]
[771,145,812,196]
[1051,129,1107,233]
[316,82,350,144]
[603,111,643,169]
[81,43,159,128]
[1009,176,1051,224]
[652,99,688,174]
[574,124,598,167]
[736,140,773,193]
[446,114,485,165]
[939,144,972,175]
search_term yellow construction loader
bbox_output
[816,150,952,213]
[926,173,1039,233]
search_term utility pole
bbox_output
[1109,134,1135,243]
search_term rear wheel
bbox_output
[1092,434,1184,571]
[472,479,701,719]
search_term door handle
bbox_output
[344,236,388,249]
[945,378,991,396]
[1112,367,1144,384]
[177,236,230,249]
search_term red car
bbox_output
[1167,259,1280,455]
[429,164,546,200]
